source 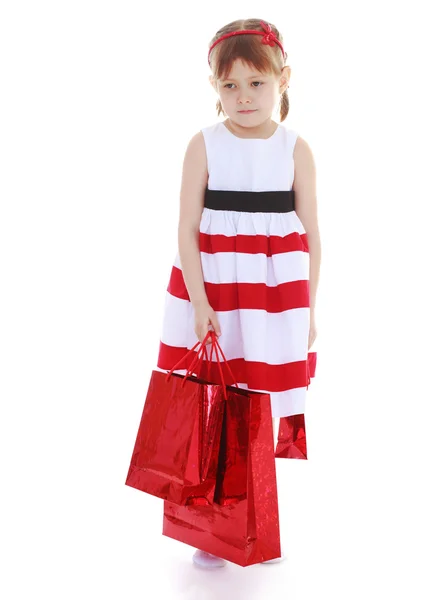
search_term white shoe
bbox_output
[260,551,287,564]
[192,549,227,569]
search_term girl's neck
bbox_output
[223,117,278,139]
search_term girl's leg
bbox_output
[192,549,226,568]
[272,417,280,451]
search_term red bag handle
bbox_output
[188,336,215,381]
[166,330,239,400]
[166,330,214,377]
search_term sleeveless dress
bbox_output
[156,120,317,418]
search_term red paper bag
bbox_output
[275,350,317,460]
[308,350,317,383]
[125,334,227,506]
[275,413,307,459]
[162,364,282,567]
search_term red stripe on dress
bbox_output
[167,266,310,312]
[199,232,309,255]
[157,341,317,392]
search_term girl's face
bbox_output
[211,59,289,126]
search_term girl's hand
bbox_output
[194,302,222,344]
[308,317,317,350]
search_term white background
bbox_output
[1,1,429,598]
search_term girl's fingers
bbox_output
[210,317,221,337]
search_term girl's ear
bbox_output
[279,66,291,94]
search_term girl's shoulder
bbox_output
[278,122,299,140]
[200,121,226,141]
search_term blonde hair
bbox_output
[208,18,289,122]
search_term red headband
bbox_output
[208,21,285,67]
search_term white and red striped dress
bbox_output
[156,120,317,418]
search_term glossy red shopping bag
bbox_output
[275,413,308,459]
[275,350,317,460]
[162,353,282,567]
[125,332,230,506]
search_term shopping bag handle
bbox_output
[166,330,239,400]
[166,330,213,383]
[166,330,215,376]
[188,335,215,381]
[184,331,240,401]
[181,331,238,388]
[182,333,231,401]
[168,331,211,381]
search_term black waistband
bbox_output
[204,188,295,213]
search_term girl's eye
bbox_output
[224,82,264,89]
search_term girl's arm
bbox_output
[293,136,321,318]
[177,131,210,309]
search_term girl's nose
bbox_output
[237,88,252,104]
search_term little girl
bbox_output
[156,17,321,568]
